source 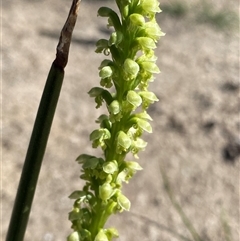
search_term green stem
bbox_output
[90,200,115,239]
[6,63,64,241]
[6,1,81,240]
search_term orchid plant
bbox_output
[67,1,164,240]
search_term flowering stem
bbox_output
[68,1,164,241]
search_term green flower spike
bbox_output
[68,0,164,240]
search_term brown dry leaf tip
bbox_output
[54,0,81,69]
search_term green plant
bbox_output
[67,0,164,240]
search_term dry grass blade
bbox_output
[159,163,203,241]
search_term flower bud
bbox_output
[123,58,140,80]
[116,169,128,185]
[129,13,145,27]
[90,128,111,149]
[141,0,161,18]
[117,193,131,211]
[137,37,156,50]
[126,90,142,109]
[99,66,113,79]
[99,183,114,201]
[140,61,160,74]
[94,229,109,241]
[126,161,143,171]
[145,21,165,41]
[139,91,159,104]
[109,100,120,115]
[103,161,118,174]
[117,131,132,150]
[131,138,148,156]
[67,232,80,241]
[134,112,153,121]
[105,228,119,239]
[136,118,152,133]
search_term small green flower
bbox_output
[123,58,140,80]
[129,13,145,27]
[109,100,121,115]
[137,36,157,50]
[137,0,161,19]
[116,169,128,185]
[67,232,80,241]
[99,66,113,79]
[144,20,165,41]
[90,128,111,149]
[109,100,123,122]
[99,66,114,88]
[126,90,142,109]
[117,131,132,153]
[126,161,143,171]
[94,229,109,241]
[103,161,118,174]
[117,193,131,211]
[139,91,159,109]
[140,61,160,74]
[131,138,148,157]
[134,111,153,121]
[99,183,115,201]
[105,228,119,240]
[136,118,152,133]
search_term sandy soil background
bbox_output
[2,0,239,241]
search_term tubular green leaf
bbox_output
[6,63,64,241]
[6,1,81,240]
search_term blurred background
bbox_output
[2,0,239,240]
